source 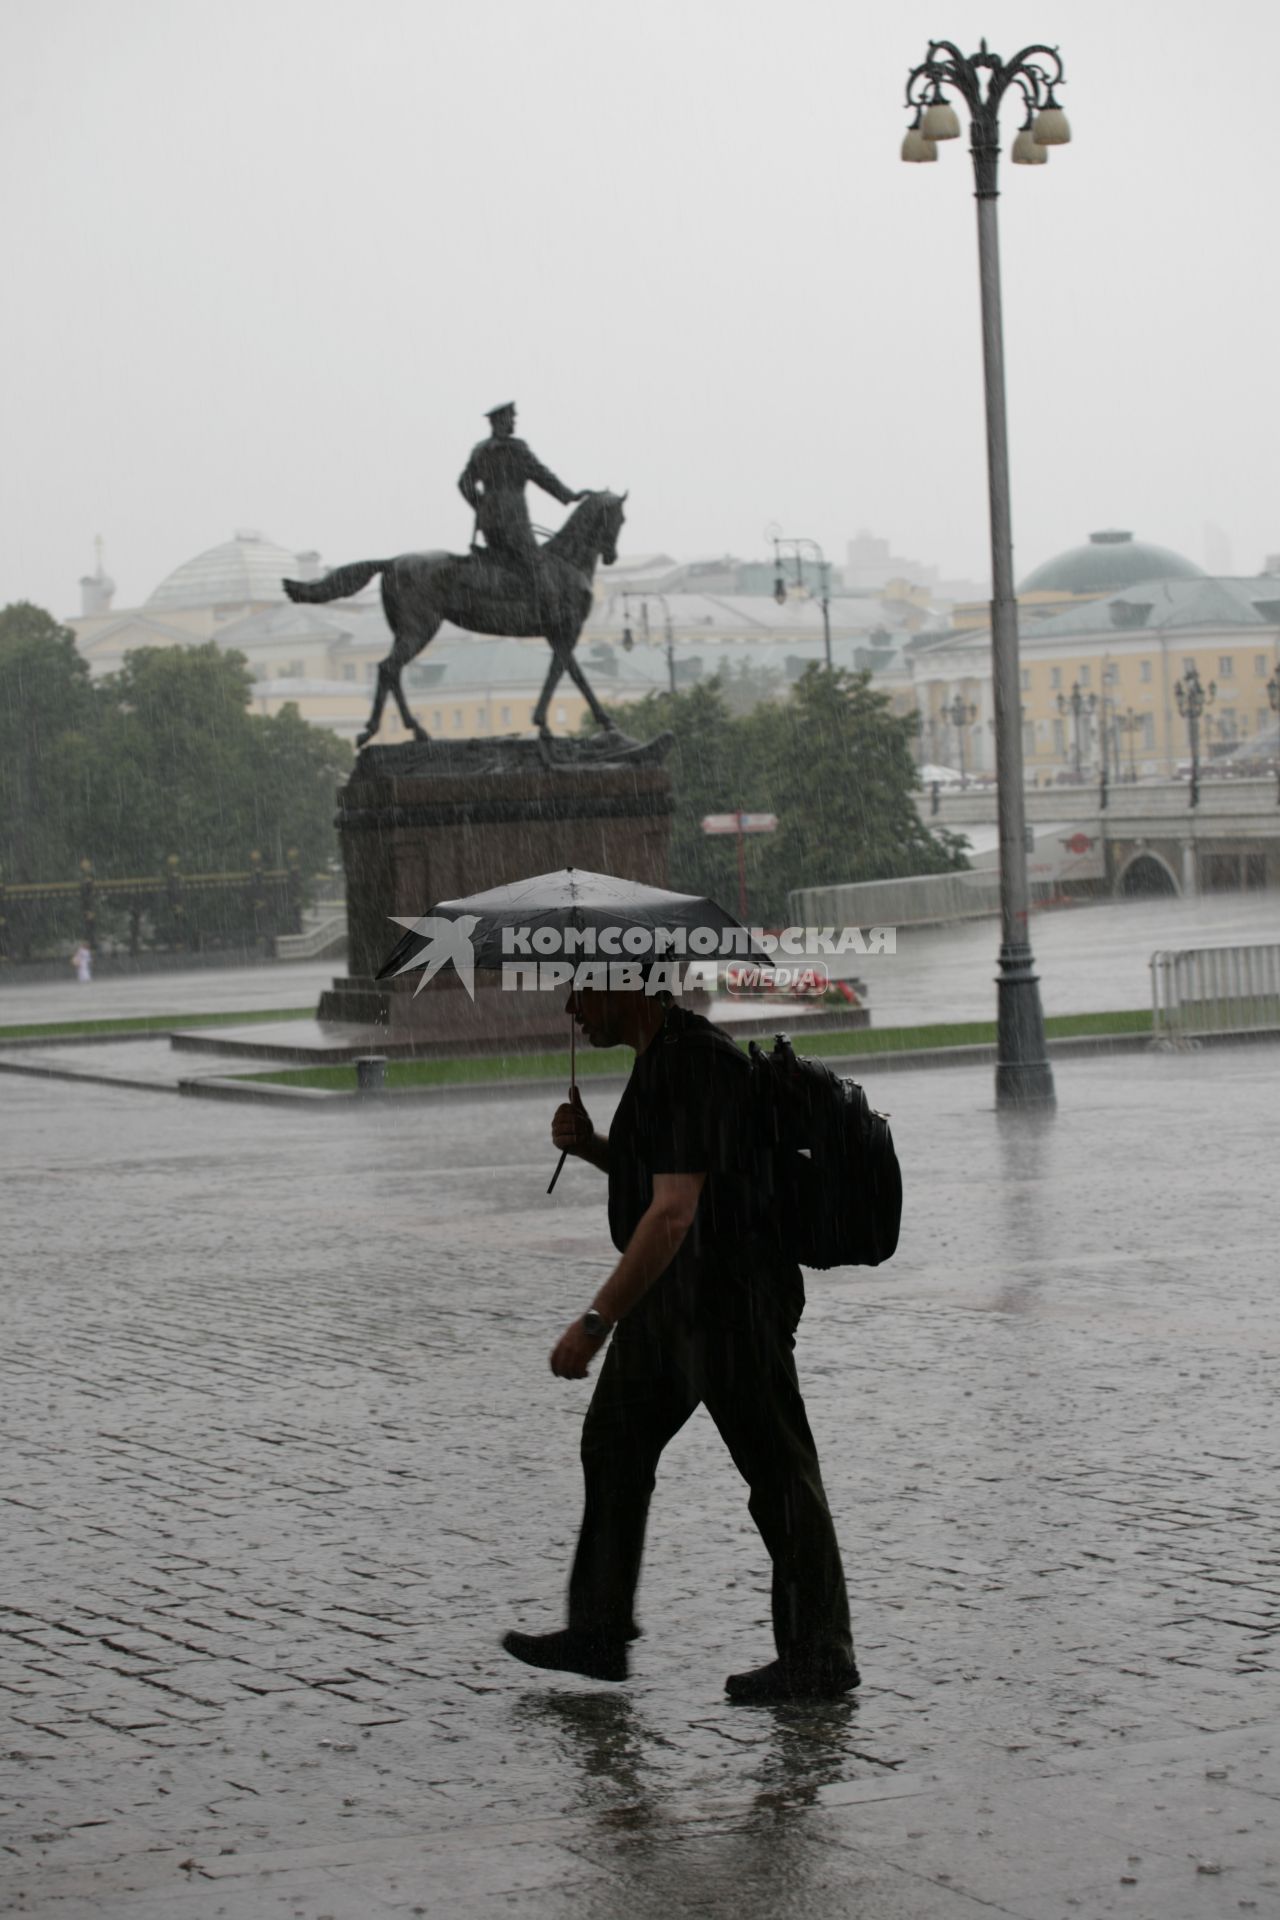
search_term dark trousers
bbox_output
[567,1251,854,1666]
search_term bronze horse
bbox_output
[282,489,627,749]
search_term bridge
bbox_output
[919,777,1280,896]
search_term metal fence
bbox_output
[0,855,306,963]
[791,869,1002,929]
[1150,942,1280,1045]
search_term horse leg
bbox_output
[387,628,438,742]
[555,629,618,734]
[359,611,442,748]
[532,650,568,738]
[357,664,392,749]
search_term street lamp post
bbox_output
[902,37,1068,1106]
[772,536,832,670]
[1268,669,1280,806]
[622,592,677,696]
[988,707,1027,781]
[943,692,978,787]
[655,595,676,696]
[1098,662,1119,808]
[927,705,944,764]
[1174,664,1215,809]
[1056,682,1097,782]
[1117,706,1142,783]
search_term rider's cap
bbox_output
[485,401,516,420]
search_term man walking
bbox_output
[502,980,858,1703]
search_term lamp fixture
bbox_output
[920,93,962,141]
[1032,90,1071,146]
[901,112,938,163]
[1011,112,1047,165]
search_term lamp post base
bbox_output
[995,940,1056,1107]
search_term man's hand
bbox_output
[550,1316,606,1380]
[551,1087,595,1158]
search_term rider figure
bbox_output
[458,403,586,575]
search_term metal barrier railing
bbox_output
[0,856,307,962]
[1151,943,1280,1045]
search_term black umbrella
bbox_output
[377,867,765,1190]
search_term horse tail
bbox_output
[283,560,386,604]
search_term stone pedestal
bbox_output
[318,737,673,1053]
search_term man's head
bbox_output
[566,984,629,1051]
[566,981,667,1053]
[486,402,517,438]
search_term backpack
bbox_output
[748,1033,902,1270]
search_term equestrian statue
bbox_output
[283,403,627,751]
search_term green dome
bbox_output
[1019,530,1205,596]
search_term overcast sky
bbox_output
[3,0,1278,616]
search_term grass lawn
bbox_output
[0,1006,316,1043]
[240,1009,1154,1094]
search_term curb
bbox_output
[11,1023,1277,1106]
[0,1018,314,1052]
[177,1026,1165,1105]
[0,1056,183,1095]
[177,1075,355,1105]
[180,1024,1280,1106]
[0,1028,176,1052]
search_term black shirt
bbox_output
[607,1006,767,1273]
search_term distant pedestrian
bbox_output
[70,942,93,985]
[503,979,858,1704]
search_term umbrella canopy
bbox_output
[377,866,766,982]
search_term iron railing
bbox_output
[1151,942,1280,1046]
[0,855,306,962]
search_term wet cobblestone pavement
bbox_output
[3,1048,1278,1916]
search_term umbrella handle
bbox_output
[547,1009,576,1196]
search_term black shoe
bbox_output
[502,1627,628,1683]
[725,1656,860,1704]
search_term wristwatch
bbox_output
[581,1309,613,1342]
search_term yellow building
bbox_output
[911,533,1280,779]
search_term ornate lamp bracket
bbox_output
[905,39,1066,197]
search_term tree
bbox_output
[244,701,353,876]
[0,602,95,881]
[606,667,967,923]
[599,678,755,909]
[82,644,352,877]
[720,657,786,717]
[1,611,352,890]
[747,667,969,915]
[81,645,258,875]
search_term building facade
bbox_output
[910,532,1280,781]
[65,531,943,743]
